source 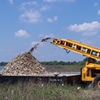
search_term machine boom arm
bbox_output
[50,38,100,60]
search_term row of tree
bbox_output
[41,61,78,65]
[1,58,100,66]
[0,61,79,66]
[0,62,8,66]
[41,58,100,65]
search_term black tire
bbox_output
[93,74,100,88]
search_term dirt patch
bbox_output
[82,90,99,98]
[0,44,48,76]
[70,89,100,99]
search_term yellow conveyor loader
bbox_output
[51,38,100,88]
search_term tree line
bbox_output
[41,58,100,65]
[0,61,79,66]
[0,62,8,66]
[1,58,100,66]
[41,61,78,65]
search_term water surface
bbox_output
[0,66,4,71]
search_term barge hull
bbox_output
[0,74,81,85]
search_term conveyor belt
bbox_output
[51,38,100,60]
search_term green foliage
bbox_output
[0,57,100,66]
[41,60,79,66]
[0,62,8,66]
[41,57,100,66]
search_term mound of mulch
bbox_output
[0,44,48,76]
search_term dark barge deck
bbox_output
[0,73,81,85]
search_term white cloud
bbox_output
[47,18,53,22]
[68,21,100,32]
[31,42,39,46]
[20,9,41,23]
[15,30,30,38]
[63,0,75,1]
[45,33,55,38]
[39,34,44,38]
[20,2,37,10]
[54,16,58,20]
[94,3,98,6]
[40,5,50,11]
[44,0,75,2]
[22,1,37,6]
[98,10,100,15]
[80,39,92,44]
[47,16,58,22]
[44,0,56,2]
[67,21,100,36]
[20,2,41,23]
[8,0,14,4]
[39,33,55,38]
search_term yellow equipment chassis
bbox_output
[50,38,100,82]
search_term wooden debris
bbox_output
[0,52,48,76]
[29,43,40,53]
[41,37,54,42]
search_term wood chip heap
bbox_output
[0,44,48,76]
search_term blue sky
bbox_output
[1,0,100,62]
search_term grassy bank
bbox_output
[0,82,100,100]
[44,64,84,72]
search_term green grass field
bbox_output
[0,82,100,100]
[1,64,100,100]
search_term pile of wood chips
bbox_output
[0,51,48,76]
[0,37,55,76]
